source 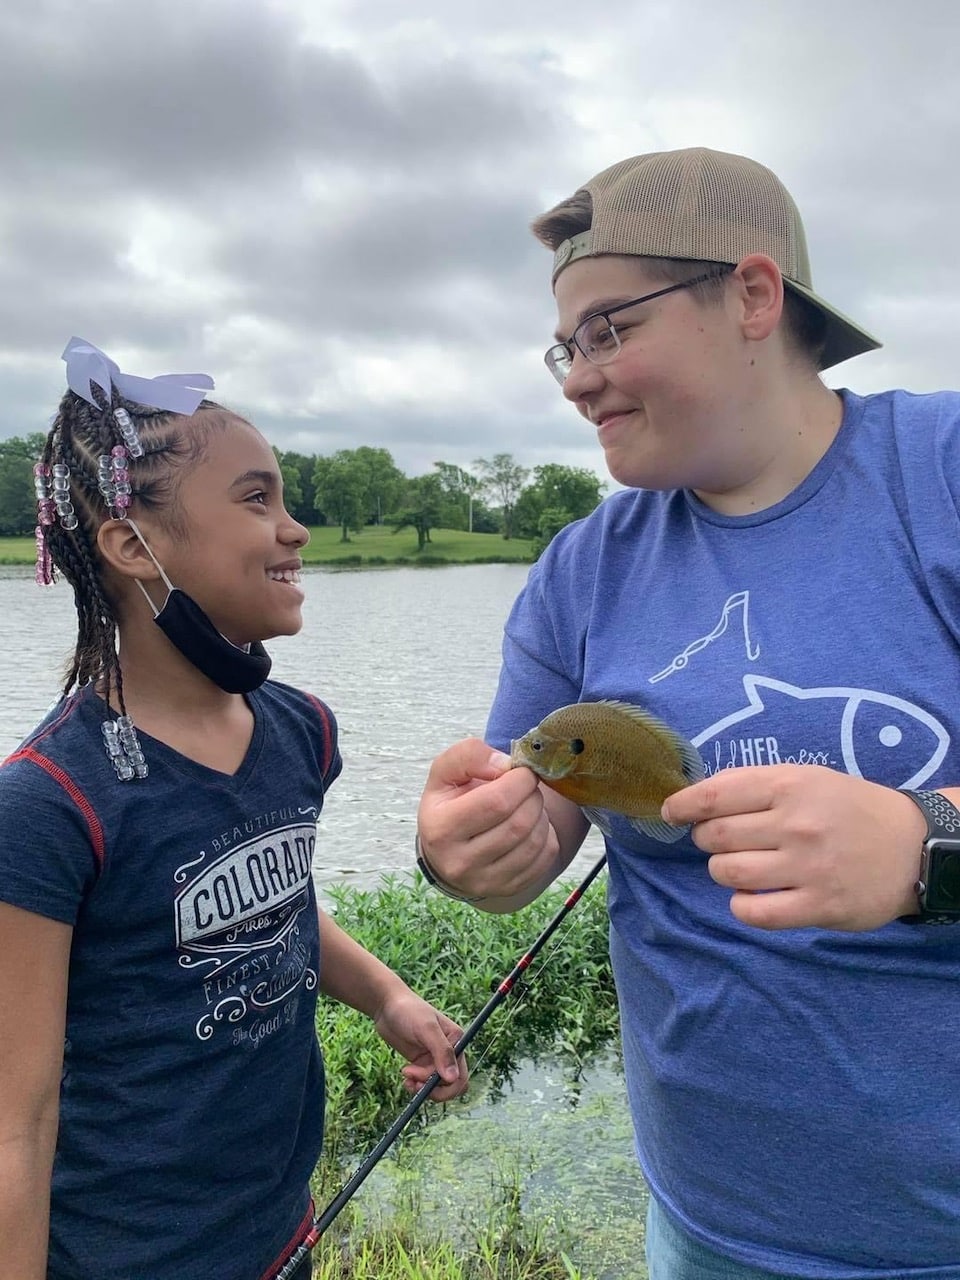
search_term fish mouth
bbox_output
[510,737,568,780]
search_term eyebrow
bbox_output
[553,297,638,343]
[229,469,280,491]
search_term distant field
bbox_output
[0,526,535,566]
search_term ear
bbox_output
[96,518,165,583]
[730,254,784,345]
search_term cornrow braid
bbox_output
[37,385,224,715]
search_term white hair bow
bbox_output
[61,337,215,416]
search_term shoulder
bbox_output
[531,487,673,586]
[852,387,960,455]
[252,680,342,784]
[0,696,106,918]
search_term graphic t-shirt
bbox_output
[487,389,960,1276]
[0,679,341,1280]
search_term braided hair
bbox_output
[37,387,224,719]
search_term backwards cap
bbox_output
[546,147,880,371]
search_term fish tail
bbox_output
[628,815,688,844]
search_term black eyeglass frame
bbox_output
[544,265,735,385]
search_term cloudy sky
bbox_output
[1,0,958,485]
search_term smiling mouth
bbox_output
[268,569,302,584]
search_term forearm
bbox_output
[316,907,410,1017]
[0,1129,57,1279]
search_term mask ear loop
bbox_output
[125,518,175,616]
[125,517,254,655]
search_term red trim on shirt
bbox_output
[258,1201,315,1280]
[5,747,105,872]
[305,694,335,779]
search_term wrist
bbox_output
[897,788,960,924]
[415,833,488,904]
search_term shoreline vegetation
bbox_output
[0,526,537,568]
[311,874,630,1279]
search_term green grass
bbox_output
[306,873,618,1279]
[0,527,535,567]
[0,536,34,565]
[317,873,617,1160]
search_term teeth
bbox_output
[268,570,301,584]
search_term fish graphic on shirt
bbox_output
[693,675,949,789]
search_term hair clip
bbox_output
[50,462,78,531]
[112,409,144,459]
[33,461,56,528]
[61,337,214,416]
[34,525,54,586]
[101,714,148,781]
[97,446,133,517]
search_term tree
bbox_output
[0,433,46,536]
[433,461,487,532]
[312,453,368,542]
[275,450,317,525]
[353,446,404,526]
[392,474,444,551]
[513,463,606,542]
[473,453,529,540]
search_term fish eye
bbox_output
[569,738,585,755]
[530,738,542,752]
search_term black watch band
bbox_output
[898,789,960,925]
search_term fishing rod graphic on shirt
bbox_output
[270,853,608,1280]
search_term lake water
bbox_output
[0,563,606,895]
[0,563,642,1277]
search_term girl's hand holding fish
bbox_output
[662,763,929,931]
[417,737,586,912]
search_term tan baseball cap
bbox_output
[546,147,881,371]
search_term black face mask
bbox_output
[128,519,272,695]
[153,588,272,694]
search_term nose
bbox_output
[561,350,606,405]
[282,511,310,548]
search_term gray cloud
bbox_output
[1,0,959,482]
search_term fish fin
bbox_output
[627,815,689,844]
[677,738,706,785]
[581,805,613,837]
[593,700,705,782]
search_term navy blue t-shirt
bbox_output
[0,679,341,1280]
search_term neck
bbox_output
[111,614,248,718]
[693,371,843,516]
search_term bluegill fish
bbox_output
[510,699,705,844]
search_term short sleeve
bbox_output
[0,753,101,924]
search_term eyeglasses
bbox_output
[543,266,734,386]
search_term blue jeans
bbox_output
[646,1197,792,1280]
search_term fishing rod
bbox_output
[272,852,608,1280]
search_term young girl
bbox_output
[0,338,468,1280]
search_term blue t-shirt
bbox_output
[487,389,960,1276]
[0,679,341,1280]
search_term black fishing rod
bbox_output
[271,853,609,1280]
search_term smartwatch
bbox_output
[898,789,960,924]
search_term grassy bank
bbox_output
[0,526,536,567]
[311,872,620,1278]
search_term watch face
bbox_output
[926,842,960,913]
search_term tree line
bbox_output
[0,437,606,553]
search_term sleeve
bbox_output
[303,692,343,789]
[485,530,588,752]
[0,756,101,925]
[894,391,960,648]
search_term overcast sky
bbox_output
[2,0,958,485]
